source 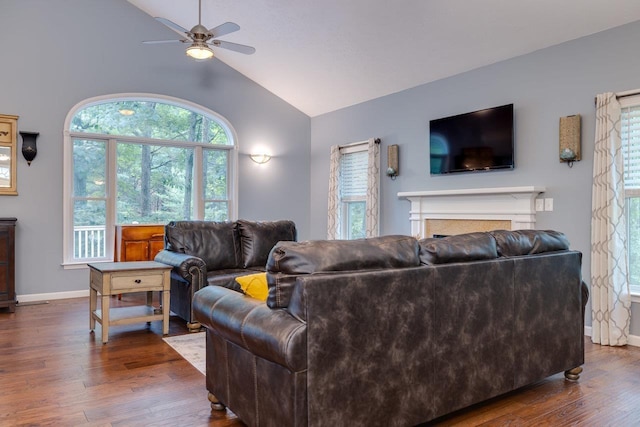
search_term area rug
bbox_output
[163,332,205,375]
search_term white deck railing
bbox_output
[74,225,106,259]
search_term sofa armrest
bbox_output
[193,285,307,372]
[155,249,206,287]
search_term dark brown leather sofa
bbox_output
[154,219,296,330]
[193,230,588,426]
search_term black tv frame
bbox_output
[429,103,514,175]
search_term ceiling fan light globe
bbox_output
[186,44,214,60]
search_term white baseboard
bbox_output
[584,326,640,347]
[17,289,89,303]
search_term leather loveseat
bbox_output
[193,229,588,426]
[154,219,296,331]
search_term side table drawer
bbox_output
[111,273,164,290]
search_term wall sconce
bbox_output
[250,153,271,164]
[559,115,581,168]
[19,131,39,166]
[386,144,399,179]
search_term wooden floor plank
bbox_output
[1,296,640,426]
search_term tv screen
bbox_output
[429,104,514,175]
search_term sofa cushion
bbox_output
[237,219,297,268]
[266,235,420,308]
[165,221,241,270]
[418,232,498,265]
[206,269,250,292]
[235,272,269,301]
[490,229,569,257]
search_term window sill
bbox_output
[62,262,92,270]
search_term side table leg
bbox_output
[162,290,170,335]
[101,294,110,344]
[89,288,97,330]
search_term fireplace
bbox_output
[398,186,546,239]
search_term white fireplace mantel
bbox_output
[398,186,546,238]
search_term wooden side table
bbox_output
[89,261,172,344]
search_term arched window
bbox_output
[63,94,237,265]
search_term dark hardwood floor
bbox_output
[1,296,639,426]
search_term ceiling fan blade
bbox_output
[143,39,185,44]
[209,22,240,38]
[211,40,256,55]
[155,17,190,36]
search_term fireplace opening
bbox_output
[425,219,511,238]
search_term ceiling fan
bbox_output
[143,0,255,60]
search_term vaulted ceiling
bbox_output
[128,0,640,117]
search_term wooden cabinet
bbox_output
[0,218,16,312]
[114,224,165,262]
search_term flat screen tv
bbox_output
[429,103,514,175]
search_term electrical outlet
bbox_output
[544,198,554,211]
[535,199,544,211]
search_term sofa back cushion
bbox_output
[490,229,569,257]
[237,220,297,268]
[164,221,241,270]
[265,235,419,308]
[418,232,498,265]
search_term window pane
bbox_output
[73,139,106,198]
[340,151,368,197]
[205,202,229,221]
[204,149,228,199]
[628,197,640,286]
[73,200,106,259]
[622,106,640,190]
[116,143,193,223]
[347,201,366,240]
[71,101,231,145]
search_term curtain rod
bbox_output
[594,90,640,105]
[338,138,380,149]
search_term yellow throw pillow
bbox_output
[235,272,268,301]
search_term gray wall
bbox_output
[0,0,310,296]
[3,0,639,335]
[310,21,640,334]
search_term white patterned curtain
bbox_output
[365,138,380,237]
[327,145,341,239]
[591,92,631,346]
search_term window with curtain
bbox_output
[621,95,640,295]
[63,95,237,265]
[339,147,368,239]
[327,138,380,240]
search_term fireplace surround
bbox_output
[398,186,546,238]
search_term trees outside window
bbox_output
[64,95,236,264]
